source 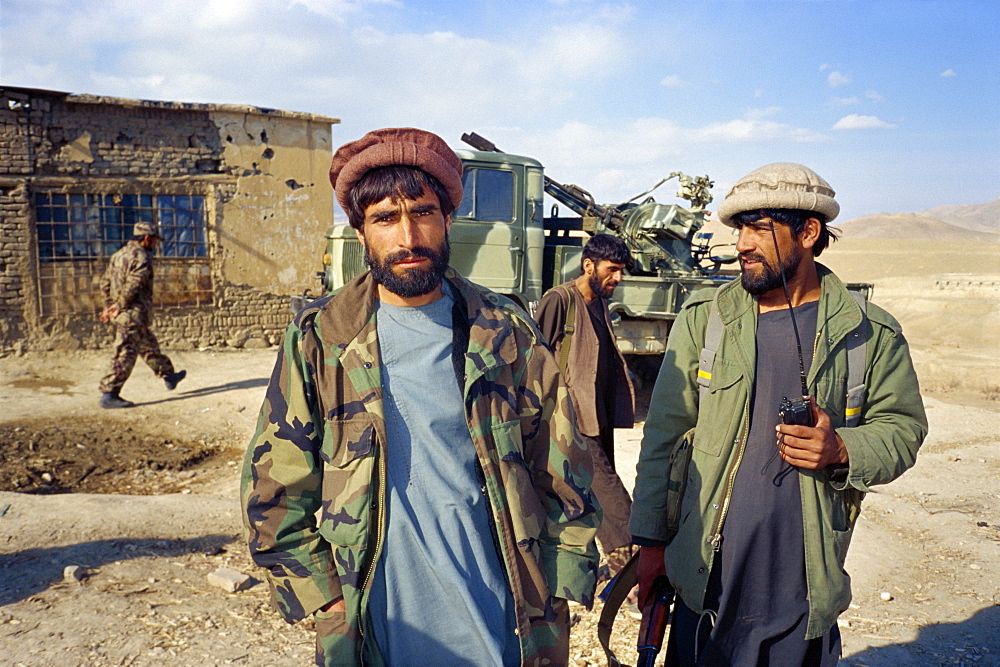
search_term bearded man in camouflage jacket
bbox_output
[242,128,601,666]
[97,221,185,408]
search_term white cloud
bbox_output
[827,71,851,87]
[692,118,828,143]
[291,0,401,19]
[865,90,884,102]
[659,74,688,88]
[940,68,957,77]
[832,114,896,130]
[819,63,831,71]
[753,88,765,98]
[831,96,860,106]
[745,106,781,119]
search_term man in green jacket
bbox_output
[242,128,600,666]
[630,162,927,665]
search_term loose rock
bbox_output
[207,567,252,593]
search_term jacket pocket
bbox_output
[318,418,376,549]
[664,428,695,543]
[694,359,745,457]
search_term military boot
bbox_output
[100,392,135,409]
[164,370,186,391]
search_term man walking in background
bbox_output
[630,163,927,665]
[98,221,185,409]
[534,233,636,580]
[242,128,600,666]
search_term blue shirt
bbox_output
[368,289,519,666]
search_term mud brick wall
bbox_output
[0,180,32,345]
[0,87,336,354]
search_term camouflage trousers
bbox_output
[585,435,636,581]
[98,322,174,394]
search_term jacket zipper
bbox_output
[707,396,750,551]
[357,439,387,641]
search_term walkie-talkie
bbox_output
[769,221,816,428]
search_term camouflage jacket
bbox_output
[242,268,601,666]
[99,240,154,326]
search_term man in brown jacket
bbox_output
[535,233,636,578]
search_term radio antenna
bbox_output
[770,221,809,399]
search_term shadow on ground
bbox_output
[0,534,236,605]
[842,605,1000,666]
[133,377,269,407]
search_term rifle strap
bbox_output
[555,285,576,376]
[597,551,640,667]
[697,289,724,405]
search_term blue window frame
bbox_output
[34,192,208,261]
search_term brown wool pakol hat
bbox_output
[329,127,464,212]
[717,162,840,228]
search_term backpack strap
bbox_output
[845,290,868,427]
[555,285,576,376]
[697,289,725,404]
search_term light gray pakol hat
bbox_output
[717,162,840,228]
[133,222,162,238]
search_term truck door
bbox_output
[450,165,523,295]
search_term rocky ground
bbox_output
[1,239,998,666]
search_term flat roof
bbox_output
[1,85,340,125]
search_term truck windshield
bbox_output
[456,168,514,222]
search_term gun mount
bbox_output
[460,132,737,278]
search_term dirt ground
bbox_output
[1,238,998,666]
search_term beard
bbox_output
[739,244,802,295]
[588,273,617,300]
[365,237,451,299]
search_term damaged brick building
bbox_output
[0,86,339,353]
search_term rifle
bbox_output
[637,575,674,667]
[597,553,675,667]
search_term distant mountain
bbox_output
[834,212,1000,243]
[919,198,1000,233]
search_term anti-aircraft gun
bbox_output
[460,132,736,280]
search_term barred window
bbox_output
[35,193,208,261]
[33,191,213,315]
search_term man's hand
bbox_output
[776,396,848,470]
[635,545,666,637]
[318,596,345,614]
[99,304,120,323]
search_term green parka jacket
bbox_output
[242,268,601,665]
[630,265,927,639]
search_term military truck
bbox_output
[303,132,741,364]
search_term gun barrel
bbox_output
[460,132,500,153]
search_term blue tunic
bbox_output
[368,290,520,666]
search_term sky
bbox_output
[2,0,998,224]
